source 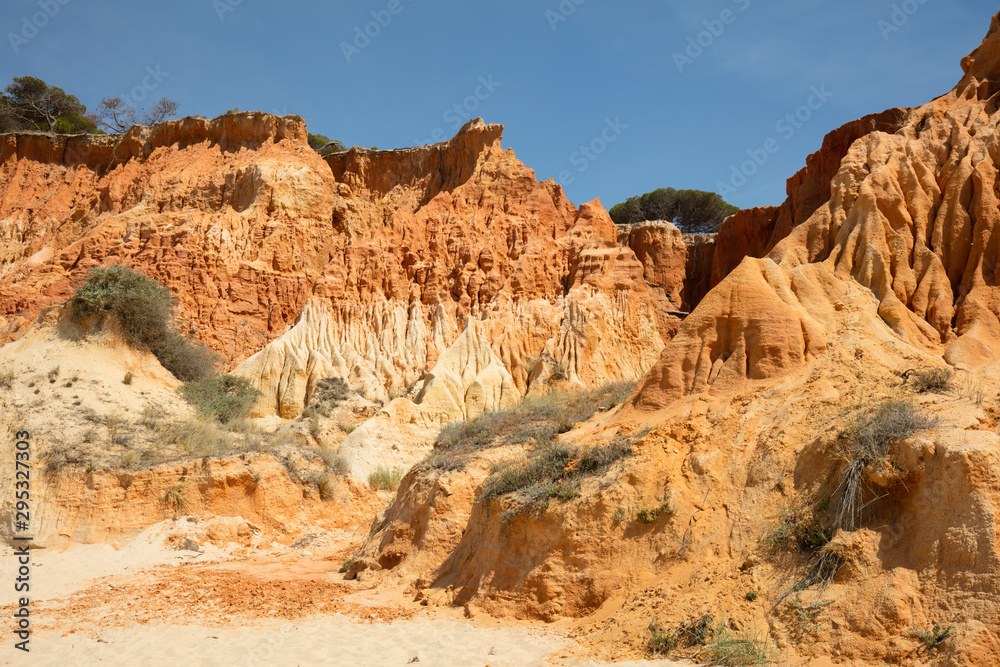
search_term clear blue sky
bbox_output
[1,0,995,210]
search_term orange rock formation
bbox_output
[0,116,681,416]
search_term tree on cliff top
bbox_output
[308,133,346,157]
[609,188,738,234]
[90,96,180,132]
[0,76,95,133]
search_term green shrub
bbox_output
[71,264,172,342]
[308,133,346,156]
[368,465,405,491]
[180,374,261,425]
[636,502,675,524]
[481,433,639,505]
[149,331,218,382]
[908,623,952,651]
[0,370,14,389]
[70,265,217,381]
[646,614,714,657]
[647,621,677,655]
[435,382,636,453]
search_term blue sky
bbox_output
[1,0,996,211]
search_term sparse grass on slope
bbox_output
[834,396,936,529]
[433,381,635,457]
[422,382,645,516]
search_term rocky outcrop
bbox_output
[0,116,676,418]
[634,14,1000,410]
[616,221,688,307]
[710,107,908,288]
[353,14,1000,665]
[0,112,333,363]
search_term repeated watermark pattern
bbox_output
[672,0,752,73]
[414,75,501,145]
[545,0,587,31]
[716,85,833,197]
[7,0,72,54]
[340,0,416,63]
[557,117,628,186]
[877,0,930,40]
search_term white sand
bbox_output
[22,617,691,666]
[1,521,692,666]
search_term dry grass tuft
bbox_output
[163,483,188,512]
[319,443,350,475]
[834,396,936,530]
[368,465,405,491]
[903,367,953,394]
[317,474,337,500]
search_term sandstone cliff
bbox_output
[350,14,1000,666]
[0,116,680,423]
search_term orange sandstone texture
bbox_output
[637,13,1000,410]
[355,15,1000,666]
[0,116,683,414]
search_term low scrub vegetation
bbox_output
[647,615,777,665]
[319,443,350,476]
[368,465,405,491]
[435,382,636,454]
[703,621,780,666]
[834,396,937,530]
[635,501,675,524]
[306,377,352,417]
[158,419,234,458]
[180,374,261,425]
[909,623,952,652]
[762,502,831,553]
[785,595,834,637]
[317,474,337,500]
[903,367,953,394]
[480,430,645,511]
[70,265,218,381]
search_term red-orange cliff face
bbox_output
[0,116,681,410]
[710,107,908,289]
[634,14,1000,411]
[352,18,1000,665]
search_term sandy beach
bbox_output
[1,520,690,667]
